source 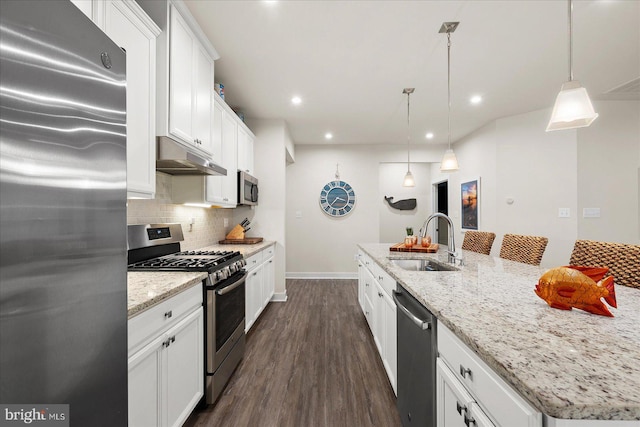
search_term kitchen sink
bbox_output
[389,258,459,272]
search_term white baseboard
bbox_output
[285,272,358,280]
[270,291,287,302]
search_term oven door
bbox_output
[206,270,247,374]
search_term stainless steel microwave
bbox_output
[238,171,258,206]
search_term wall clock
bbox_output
[319,180,356,217]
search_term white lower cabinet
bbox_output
[357,250,397,395]
[438,323,541,427]
[245,246,276,333]
[128,285,204,427]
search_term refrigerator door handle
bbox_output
[393,290,431,330]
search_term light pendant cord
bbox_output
[407,91,411,171]
[568,0,573,81]
[447,31,452,150]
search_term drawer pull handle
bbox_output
[464,414,476,427]
[460,365,472,379]
[163,336,176,348]
[378,292,383,298]
[164,310,172,319]
[378,275,383,281]
[456,401,466,415]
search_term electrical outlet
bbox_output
[224,218,229,227]
[189,217,195,225]
[558,208,570,218]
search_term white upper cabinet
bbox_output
[167,5,214,156]
[139,0,219,160]
[72,0,160,199]
[237,125,254,175]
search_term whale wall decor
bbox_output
[384,196,417,211]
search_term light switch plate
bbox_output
[223,218,229,227]
[583,207,601,218]
[558,208,570,218]
[295,211,302,219]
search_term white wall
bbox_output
[431,101,639,267]
[286,101,639,274]
[233,119,288,298]
[379,162,432,243]
[577,101,640,244]
[286,144,443,276]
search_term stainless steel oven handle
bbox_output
[393,290,431,330]
[216,271,247,295]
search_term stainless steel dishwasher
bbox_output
[393,284,437,427]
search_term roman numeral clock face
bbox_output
[319,180,356,217]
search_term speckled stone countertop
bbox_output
[127,271,206,318]
[358,243,640,421]
[127,242,275,319]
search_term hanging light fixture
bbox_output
[546,0,598,131]
[440,22,460,172]
[402,88,415,187]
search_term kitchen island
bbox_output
[358,243,640,423]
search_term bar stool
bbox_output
[461,231,496,255]
[569,240,640,289]
[499,234,548,266]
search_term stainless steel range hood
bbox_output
[156,136,226,176]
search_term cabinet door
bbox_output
[193,44,213,156]
[169,7,195,144]
[437,358,475,427]
[373,281,385,357]
[263,257,275,307]
[382,289,397,395]
[221,112,238,205]
[245,265,263,332]
[467,403,497,427]
[206,100,225,205]
[237,126,253,174]
[103,0,158,199]
[128,336,164,427]
[166,308,204,427]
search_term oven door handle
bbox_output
[216,271,247,295]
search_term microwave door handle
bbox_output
[251,184,258,202]
[216,272,247,295]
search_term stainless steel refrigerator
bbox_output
[0,1,128,425]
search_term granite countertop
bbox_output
[358,243,640,421]
[127,241,275,319]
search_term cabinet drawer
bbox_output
[438,323,541,427]
[245,251,263,271]
[128,284,203,354]
[263,245,274,260]
[370,263,395,297]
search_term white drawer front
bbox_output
[438,323,541,427]
[263,245,274,260]
[245,251,263,271]
[128,284,203,354]
[371,263,395,297]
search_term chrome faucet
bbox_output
[420,213,459,265]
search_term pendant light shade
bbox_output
[403,170,415,187]
[402,88,415,187]
[546,0,598,131]
[439,22,460,173]
[546,80,598,131]
[440,149,460,172]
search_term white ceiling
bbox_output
[184,0,640,146]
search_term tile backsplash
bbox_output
[127,173,232,251]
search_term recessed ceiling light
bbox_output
[325,132,333,140]
[263,0,278,5]
[425,132,434,140]
[470,95,482,105]
[291,96,302,105]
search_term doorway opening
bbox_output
[432,180,448,245]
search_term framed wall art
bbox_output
[461,177,480,230]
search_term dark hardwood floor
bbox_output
[184,279,401,427]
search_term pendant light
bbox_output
[546,0,598,131]
[402,88,415,187]
[439,22,460,172]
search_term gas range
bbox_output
[127,224,245,285]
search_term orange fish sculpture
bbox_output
[535,266,617,317]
